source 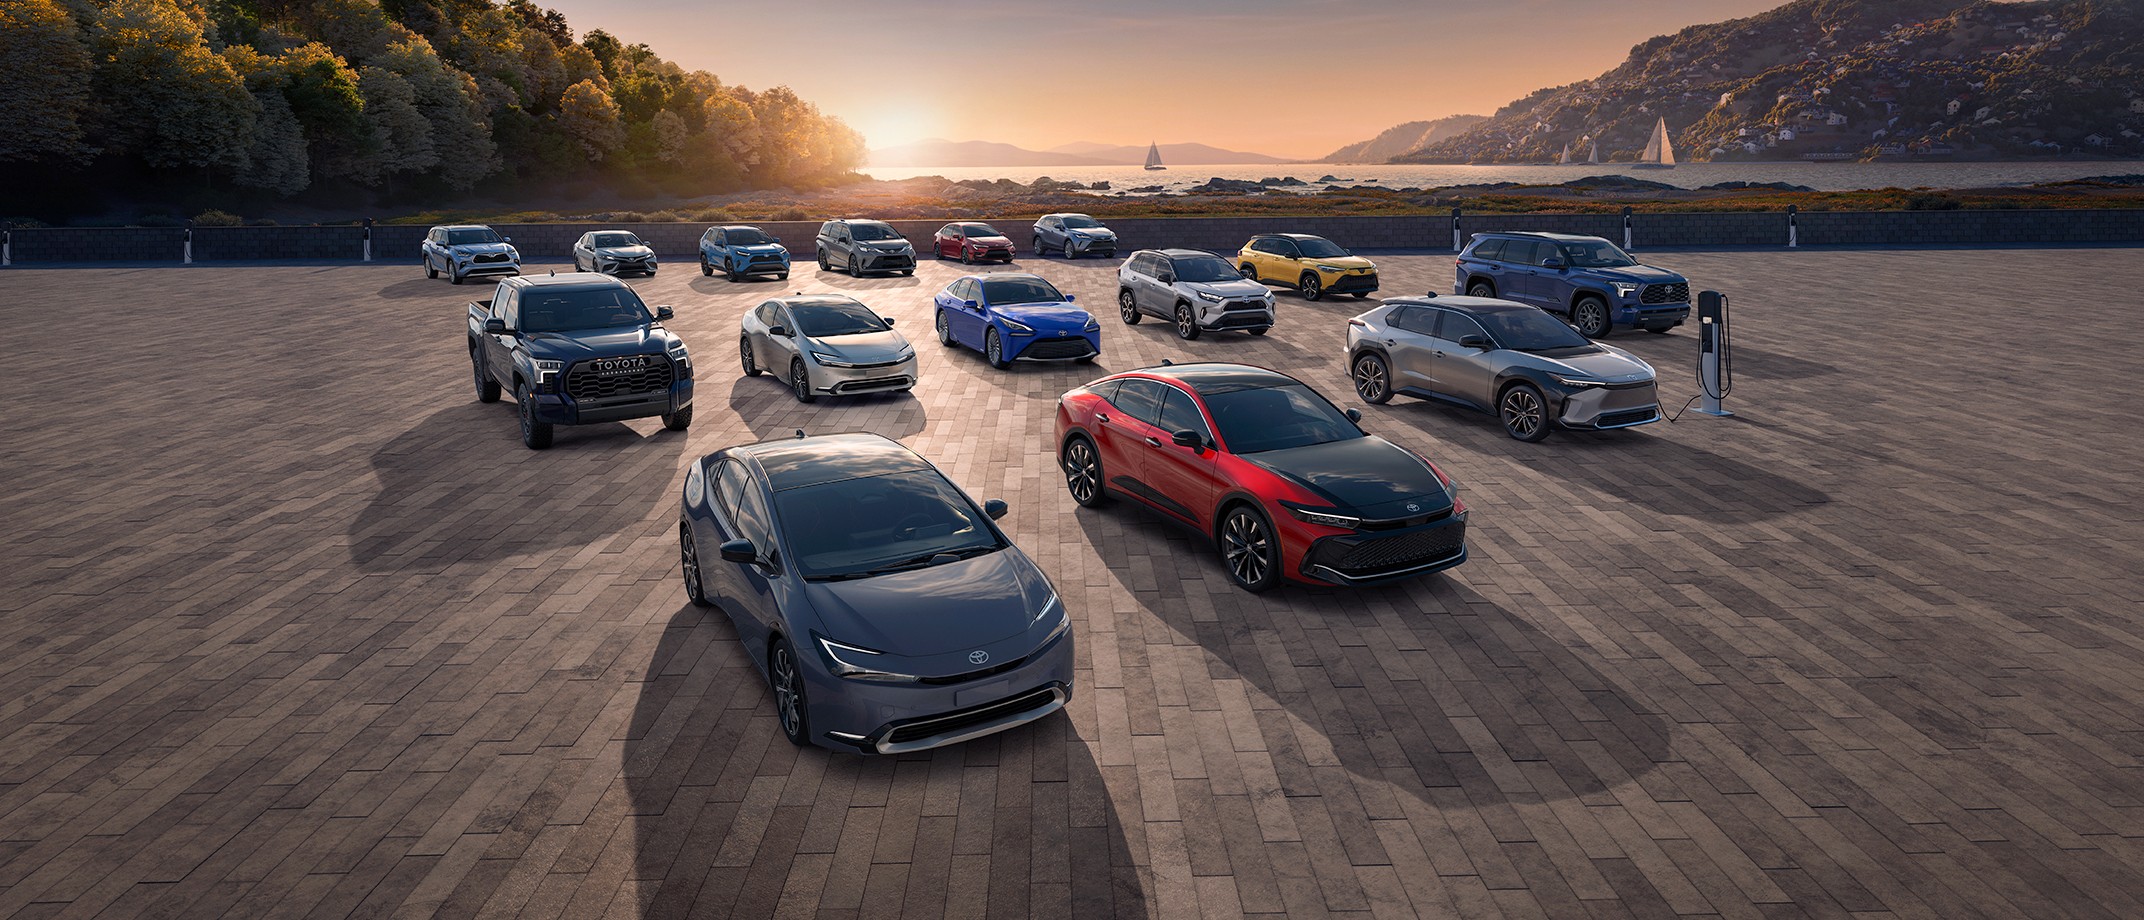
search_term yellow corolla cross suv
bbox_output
[1237,233,1379,302]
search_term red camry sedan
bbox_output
[933,222,1017,264]
[1053,363,1468,592]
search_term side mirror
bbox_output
[502,236,512,243]
[882,316,896,325]
[655,305,674,320]
[962,299,979,310]
[1064,293,1076,302]
[1157,273,1175,284]
[1343,408,1363,423]
[1458,334,1489,349]
[1542,258,1567,271]
[983,499,1009,520]
[768,324,790,337]
[1171,429,1206,449]
[718,538,759,564]
[483,318,507,335]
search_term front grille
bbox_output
[1358,507,1453,532]
[1641,282,1689,304]
[884,685,1059,745]
[830,376,911,394]
[748,253,784,265]
[1313,522,1466,577]
[1215,313,1268,328]
[565,356,673,400]
[1328,273,1380,293]
[475,253,510,263]
[917,656,1027,686]
[1224,300,1268,312]
[1596,408,1659,428]
[1022,337,1094,360]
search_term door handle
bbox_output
[1432,350,1446,357]
[1144,437,1162,448]
[1096,413,1109,424]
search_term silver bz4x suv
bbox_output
[1345,295,1661,442]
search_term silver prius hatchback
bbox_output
[678,433,1075,753]
[739,294,918,402]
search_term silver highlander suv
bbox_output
[1116,249,1275,340]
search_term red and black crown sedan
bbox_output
[933,222,1017,264]
[1053,363,1468,592]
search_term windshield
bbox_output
[959,223,1000,237]
[1172,257,1242,284]
[1294,237,1348,259]
[1060,216,1102,229]
[590,232,640,248]
[725,228,771,245]
[445,228,501,245]
[1205,384,1364,454]
[1475,309,1592,351]
[776,471,1006,580]
[981,277,1065,306]
[790,300,890,338]
[519,287,653,333]
[850,223,902,241]
[1559,240,1637,268]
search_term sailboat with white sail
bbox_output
[1634,118,1676,169]
[1588,139,1599,164]
[1144,142,1165,171]
[1558,143,1572,165]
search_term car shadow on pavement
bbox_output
[376,276,463,299]
[726,381,927,443]
[624,603,1151,918]
[347,404,689,570]
[1606,334,1841,381]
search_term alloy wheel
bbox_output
[1119,291,1140,324]
[986,330,1006,369]
[1062,439,1101,506]
[1300,274,1322,301]
[680,525,709,606]
[1574,299,1609,338]
[739,336,758,376]
[936,309,954,345]
[792,361,813,402]
[1175,304,1198,340]
[1467,282,1493,298]
[1501,387,1546,440]
[1222,509,1273,588]
[771,643,803,741]
[1352,354,1390,403]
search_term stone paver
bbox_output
[2,246,2142,918]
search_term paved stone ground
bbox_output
[3,246,2143,919]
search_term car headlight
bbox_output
[809,350,858,368]
[1317,264,1348,273]
[1551,373,1601,388]
[667,343,689,360]
[1035,590,1070,644]
[1610,282,1640,298]
[895,346,915,361]
[1283,502,1361,529]
[1196,291,1224,303]
[818,636,920,683]
[1000,318,1035,336]
[505,246,518,258]
[533,359,564,373]
[1083,317,1100,333]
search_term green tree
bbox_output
[376,36,497,189]
[701,86,761,168]
[558,77,622,160]
[89,0,257,171]
[360,65,435,179]
[236,90,310,195]
[0,0,95,163]
[275,42,374,180]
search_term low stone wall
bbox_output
[6,209,2141,264]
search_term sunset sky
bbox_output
[541,0,1784,158]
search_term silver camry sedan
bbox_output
[740,294,918,402]
[1345,295,1661,441]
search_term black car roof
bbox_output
[1154,248,1225,260]
[1476,231,1600,242]
[728,433,931,492]
[1252,233,1327,241]
[771,293,865,307]
[1119,362,1297,396]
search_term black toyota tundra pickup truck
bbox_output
[467,274,694,449]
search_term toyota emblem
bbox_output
[1405,502,1420,512]
[968,650,990,666]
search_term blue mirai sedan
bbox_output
[932,273,1100,369]
[678,433,1074,753]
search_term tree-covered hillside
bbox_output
[0,0,866,221]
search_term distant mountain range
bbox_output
[867,139,1293,168]
[1323,116,1490,164]
[1391,0,2144,163]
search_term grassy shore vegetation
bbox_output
[0,0,865,225]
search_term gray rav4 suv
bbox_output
[1346,295,1660,441]
[1454,232,1689,337]
[816,219,916,277]
[1117,249,1276,340]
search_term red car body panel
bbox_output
[934,225,1017,262]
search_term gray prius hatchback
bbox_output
[679,433,1074,753]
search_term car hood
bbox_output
[1583,264,1681,284]
[521,324,675,362]
[733,243,787,254]
[801,549,1052,657]
[1244,436,1454,519]
[595,245,653,258]
[1533,344,1654,383]
[1309,255,1376,270]
[991,303,1093,331]
[1184,278,1268,300]
[857,239,911,249]
[1067,227,1115,238]
[806,329,910,363]
[964,235,1013,247]
[450,242,514,256]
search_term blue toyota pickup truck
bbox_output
[467,274,694,449]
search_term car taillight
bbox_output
[1347,318,1368,328]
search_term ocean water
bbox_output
[859,161,2139,193]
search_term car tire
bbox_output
[426,257,438,280]
[1573,296,1612,338]
[1174,302,1201,341]
[1646,326,1673,335]
[726,260,741,282]
[662,405,693,431]
[1032,237,1044,256]
[768,637,811,747]
[1351,292,1368,300]
[790,360,816,403]
[848,257,863,278]
[1466,280,1494,298]
[517,383,553,450]
[1499,382,1552,443]
[1218,504,1281,593]
[1247,326,1269,336]
[817,250,829,271]
[1298,272,1322,301]
[1060,435,1109,507]
[900,269,912,277]
[472,347,500,403]
[776,273,788,282]
[1119,289,1141,325]
[985,329,1009,369]
[1351,352,1393,405]
[960,249,972,265]
[936,309,955,346]
[1064,240,1077,260]
[450,269,464,285]
[680,523,713,608]
[700,257,713,277]
[1240,263,1258,282]
[740,336,761,377]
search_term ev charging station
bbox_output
[1694,290,1734,416]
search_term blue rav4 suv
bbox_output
[1455,232,1690,337]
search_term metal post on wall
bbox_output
[184,220,193,265]
[1786,205,1799,248]
[2,229,10,267]
[1451,208,1462,253]
[363,217,373,262]
[1622,206,1634,250]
